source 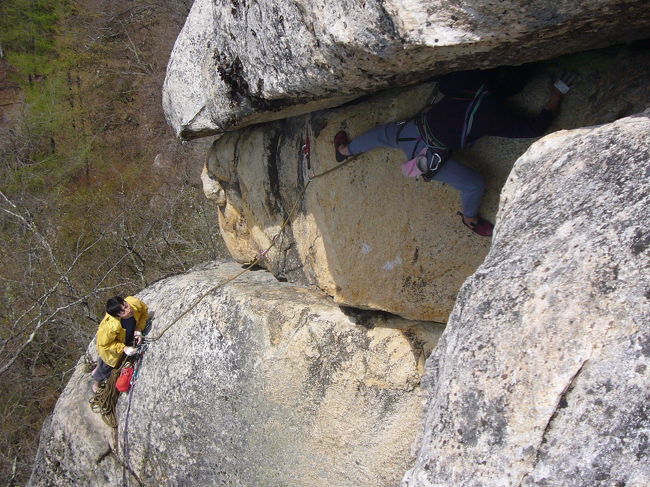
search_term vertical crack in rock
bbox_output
[517,358,590,486]
[276,239,306,281]
[268,125,305,282]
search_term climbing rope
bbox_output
[122,343,147,487]
[89,362,125,428]
[88,346,142,430]
[87,131,360,429]
[87,130,363,481]
[145,141,361,343]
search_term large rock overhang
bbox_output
[163,0,650,138]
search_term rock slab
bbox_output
[402,111,650,486]
[29,261,443,487]
[206,82,493,322]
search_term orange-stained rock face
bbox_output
[204,82,488,321]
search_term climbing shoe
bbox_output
[334,131,350,162]
[458,212,494,237]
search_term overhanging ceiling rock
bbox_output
[163,0,650,138]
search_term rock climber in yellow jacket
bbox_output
[92,296,148,393]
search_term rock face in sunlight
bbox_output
[29,262,443,487]
[204,83,494,322]
[30,0,650,483]
[162,0,650,137]
[402,111,650,486]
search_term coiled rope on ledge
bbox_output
[89,362,124,428]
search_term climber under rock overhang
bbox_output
[334,67,576,237]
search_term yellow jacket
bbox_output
[96,296,148,367]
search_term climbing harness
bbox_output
[396,116,449,181]
[395,83,451,181]
[396,81,490,181]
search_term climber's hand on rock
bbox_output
[552,71,578,95]
[545,71,577,113]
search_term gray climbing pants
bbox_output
[348,120,485,218]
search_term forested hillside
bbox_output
[0,1,225,483]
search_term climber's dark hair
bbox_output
[106,296,126,317]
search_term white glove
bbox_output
[124,346,137,356]
[553,72,578,94]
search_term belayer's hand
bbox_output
[124,346,137,356]
[134,331,143,345]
